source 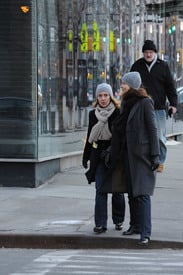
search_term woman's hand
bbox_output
[151,155,160,171]
[82,159,88,169]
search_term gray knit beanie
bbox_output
[96,83,113,97]
[122,72,142,90]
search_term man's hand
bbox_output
[168,106,177,117]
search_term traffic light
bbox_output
[168,25,176,34]
[92,20,100,51]
[116,37,120,44]
[169,17,176,34]
[109,30,114,52]
[68,30,73,52]
[177,49,182,64]
[100,71,106,79]
[80,23,88,52]
[124,38,131,44]
[20,6,30,13]
[103,37,107,43]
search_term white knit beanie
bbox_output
[96,83,113,97]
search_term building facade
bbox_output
[0,0,182,186]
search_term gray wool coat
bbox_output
[124,97,160,197]
[103,97,160,196]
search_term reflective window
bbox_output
[0,1,182,160]
[0,1,36,159]
[37,0,183,157]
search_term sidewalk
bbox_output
[0,140,182,249]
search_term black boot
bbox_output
[123,225,140,235]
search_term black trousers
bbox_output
[95,161,125,228]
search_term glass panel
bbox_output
[1,1,182,161]
[0,1,37,159]
[37,0,183,159]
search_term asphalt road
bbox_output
[1,248,183,275]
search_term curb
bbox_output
[0,234,183,250]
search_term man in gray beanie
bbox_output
[122,72,142,90]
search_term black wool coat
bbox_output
[109,97,160,197]
[83,107,120,184]
[125,98,160,197]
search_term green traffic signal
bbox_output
[103,37,107,42]
[168,25,176,34]
[172,25,176,32]
[116,37,120,44]
[124,38,131,44]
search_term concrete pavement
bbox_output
[0,139,182,249]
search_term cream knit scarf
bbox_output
[88,102,115,144]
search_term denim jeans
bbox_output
[128,195,140,230]
[123,150,140,230]
[137,195,151,240]
[154,109,167,164]
[95,161,125,228]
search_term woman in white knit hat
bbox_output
[82,82,125,234]
[110,72,160,244]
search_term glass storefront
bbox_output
[37,0,183,159]
[0,0,183,161]
[0,1,37,159]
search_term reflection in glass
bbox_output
[37,0,183,159]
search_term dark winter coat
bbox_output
[109,97,160,197]
[126,98,160,197]
[83,107,120,184]
[131,57,177,109]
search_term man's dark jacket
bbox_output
[131,57,177,110]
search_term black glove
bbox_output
[151,155,160,171]
[82,159,88,169]
[100,150,107,160]
[104,152,110,168]
[100,146,111,168]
